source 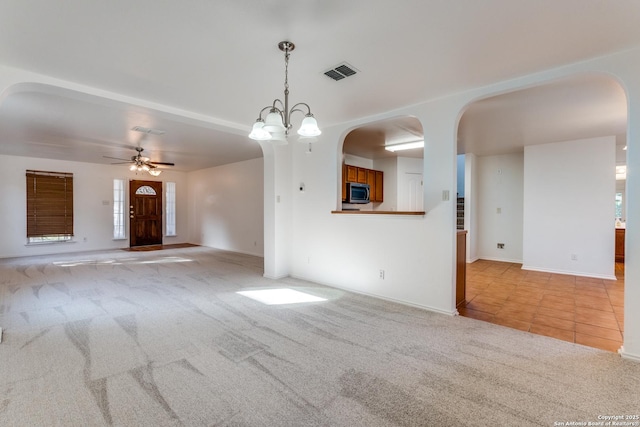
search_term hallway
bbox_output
[459,260,624,352]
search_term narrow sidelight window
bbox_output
[113,179,126,239]
[166,181,176,236]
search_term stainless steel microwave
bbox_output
[346,182,370,204]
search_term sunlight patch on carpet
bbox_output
[237,289,327,305]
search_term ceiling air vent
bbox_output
[324,62,358,81]
[132,126,166,135]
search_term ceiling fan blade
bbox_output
[103,155,133,162]
[110,162,134,165]
[149,161,175,166]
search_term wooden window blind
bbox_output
[26,170,74,238]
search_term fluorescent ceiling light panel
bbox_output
[384,140,424,152]
[237,288,327,305]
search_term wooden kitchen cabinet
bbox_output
[373,170,384,202]
[356,167,367,184]
[346,165,358,183]
[342,164,358,201]
[366,171,375,196]
[615,228,625,262]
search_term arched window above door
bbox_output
[135,185,157,195]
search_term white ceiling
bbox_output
[0,1,639,170]
[458,74,628,157]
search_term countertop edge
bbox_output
[331,210,425,216]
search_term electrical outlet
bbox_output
[497,243,504,249]
[379,269,385,279]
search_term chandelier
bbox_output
[248,41,321,143]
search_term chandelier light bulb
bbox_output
[248,120,272,140]
[297,115,321,137]
[263,111,286,133]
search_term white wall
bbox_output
[288,98,461,316]
[523,137,616,278]
[0,154,189,258]
[477,152,524,263]
[188,158,263,257]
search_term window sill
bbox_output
[25,240,76,246]
[113,238,128,241]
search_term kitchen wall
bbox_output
[523,136,616,278]
[457,154,465,197]
[188,157,264,257]
[397,157,424,211]
[343,154,372,169]
[0,154,189,259]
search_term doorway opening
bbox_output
[455,74,627,352]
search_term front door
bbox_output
[130,180,163,247]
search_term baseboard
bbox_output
[521,265,617,281]
[197,244,264,258]
[619,347,640,362]
[263,273,289,280]
[289,274,457,317]
[477,256,523,264]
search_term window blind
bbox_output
[26,170,74,238]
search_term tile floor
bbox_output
[458,260,624,353]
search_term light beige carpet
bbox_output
[0,246,638,426]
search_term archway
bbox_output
[456,74,627,352]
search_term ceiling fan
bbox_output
[104,146,175,176]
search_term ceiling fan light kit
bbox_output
[248,41,321,143]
